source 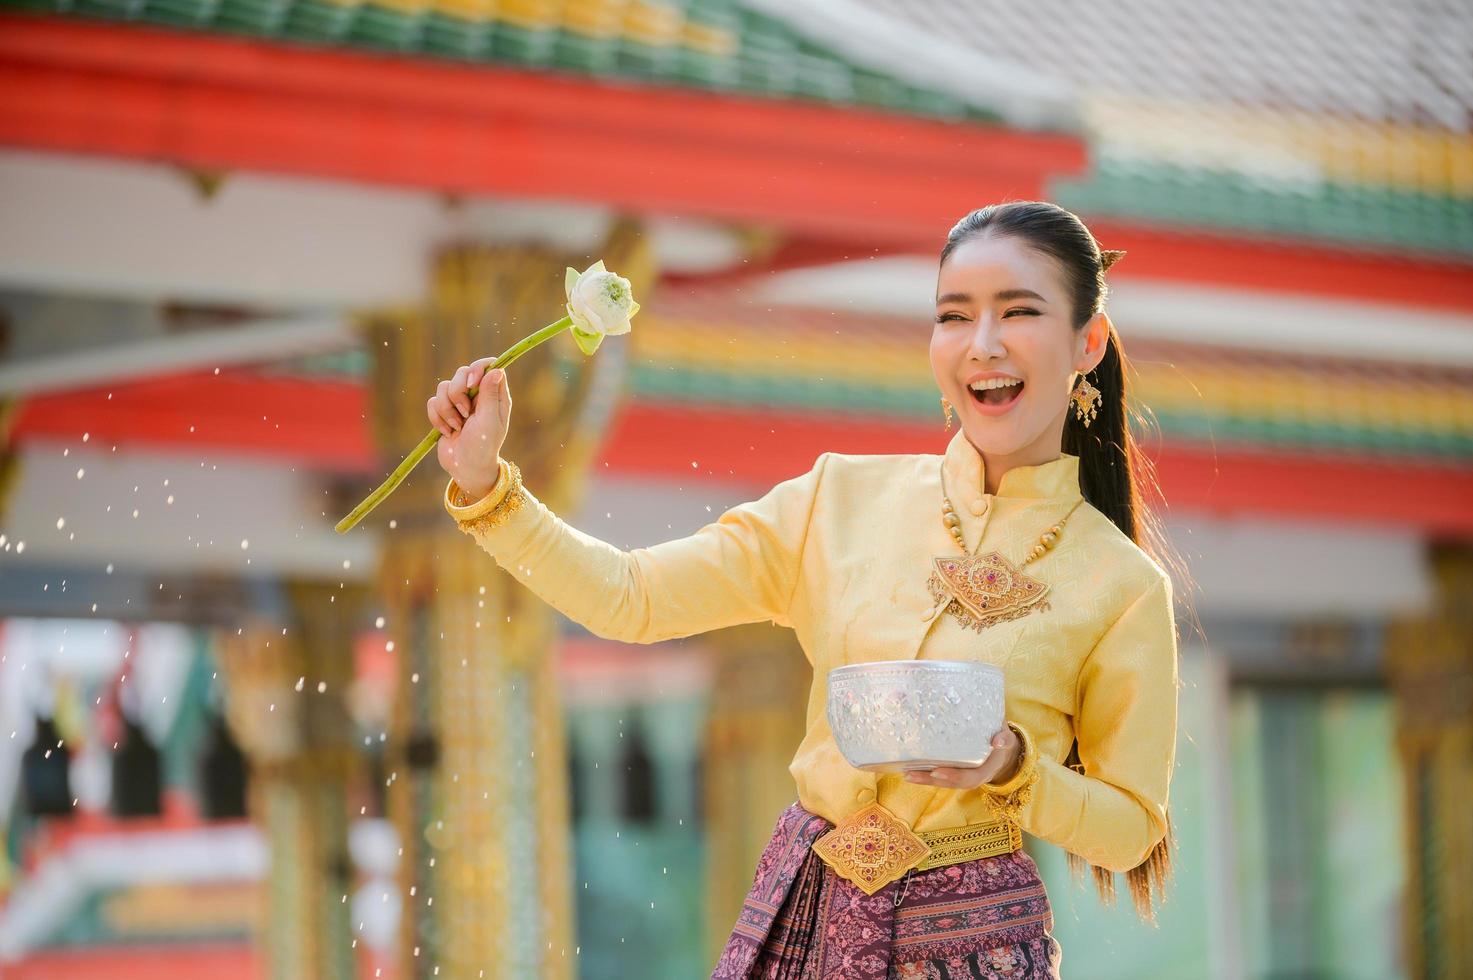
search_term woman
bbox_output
[431,201,1180,978]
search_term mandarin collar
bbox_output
[940,428,1083,506]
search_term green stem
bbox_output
[334,315,573,534]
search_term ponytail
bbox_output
[1062,317,1178,924]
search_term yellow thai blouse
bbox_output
[444,428,1178,874]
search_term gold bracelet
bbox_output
[979,721,1039,826]
[446,458,509,514]
[451,459,507,509]
[448,459,527,535]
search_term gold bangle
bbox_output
[979,721,1039,826]
[450,459,526,535]
[446,457,513,519]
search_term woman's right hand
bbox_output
[430,357,511,500]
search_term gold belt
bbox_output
[811,800,1022,896]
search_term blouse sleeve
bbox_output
[444,452,830,645]
[991,571,1179,873]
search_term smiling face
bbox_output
[930,234,1107,478]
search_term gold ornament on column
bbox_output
[1386,546,1473,978]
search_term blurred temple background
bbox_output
[0,0,1470,977]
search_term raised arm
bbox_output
[444,452,830,644]
[987,571,1179,873]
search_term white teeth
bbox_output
[968,378,1023,391]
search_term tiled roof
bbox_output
[625,298,1473,460]
[0,0,1071,126]
[275,294,1473,461]
[8,0,1470,255]
[856,0,1473,258]
[859,0,1471,127]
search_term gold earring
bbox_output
[940,396,954,430]
[1071,376,1100,427]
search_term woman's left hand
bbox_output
[903,723,1021,789]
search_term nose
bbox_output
[965,314,1005,361]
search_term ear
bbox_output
[1076,311,1110,374]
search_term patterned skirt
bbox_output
[712,801,1061,980]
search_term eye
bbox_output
[934,313,965,323]
[1004,307,1040,317]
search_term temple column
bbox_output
[216,579,365,980]
[700,622,811,959]
[1386,544,1473,979]
[0,395,22,892]
[365,220,657,979]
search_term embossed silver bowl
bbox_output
[826,660,1005,773]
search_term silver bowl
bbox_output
[827,660,1005,773]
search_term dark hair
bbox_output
[940,200,1185,924]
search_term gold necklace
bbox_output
[927,460,1086,633]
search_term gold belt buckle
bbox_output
[811,801,930,896]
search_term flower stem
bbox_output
[335,315,573,534]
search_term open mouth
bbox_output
[968,379,1025,409]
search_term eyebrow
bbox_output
[935,289,1048,306]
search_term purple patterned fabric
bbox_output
[712,801,1061,980]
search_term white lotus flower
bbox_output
[565,260,640,355]
[337,258,639,533]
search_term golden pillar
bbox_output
[701,623,811,959]
[216,580,366,980]
[1387,545,1473,979]
[0,397,21,522]
[0,395,19,893]
[364,220,657,979]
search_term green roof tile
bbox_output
[1051,162,1473,258]
[3,0,1005,124]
